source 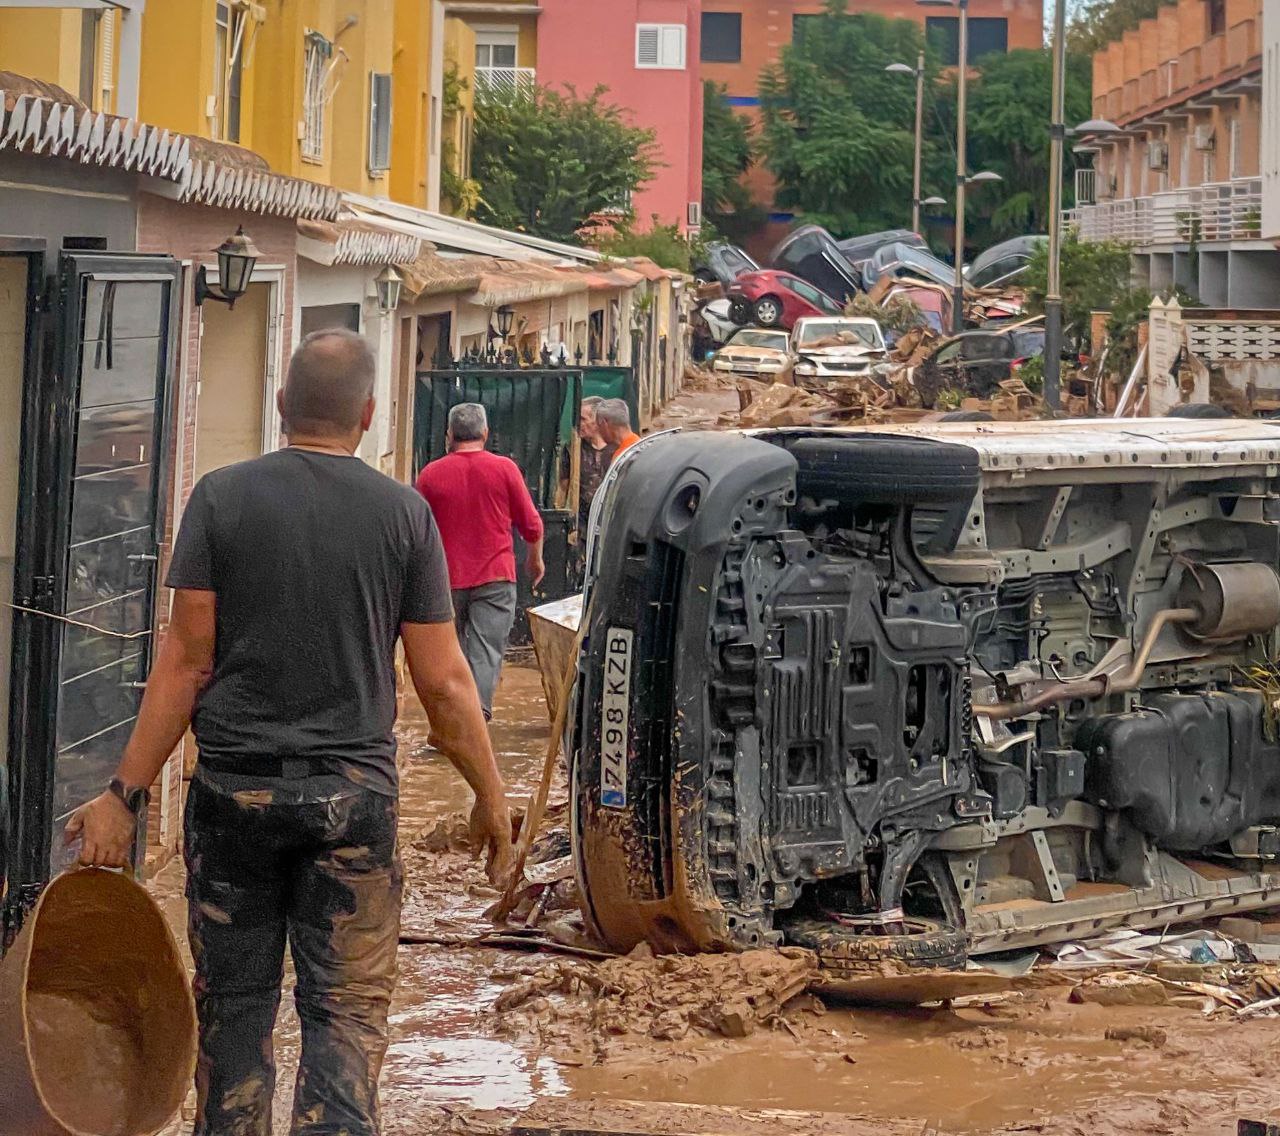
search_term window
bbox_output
[368,72,392,175]
[475,37,518,70]
[1207,0,1227,36]
[701,13,742,63]
[302,32,332,163]
[636,24,687,70]
[79,10,115,112]
[925,17,1008,66]
[213,4,245,142]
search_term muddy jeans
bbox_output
[452,580,517,717]
[184,767,402,1136]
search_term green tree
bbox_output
[702,82,765,240]
[593,219,694,272]
[758,3,933,236]
[471,86,658,243]
[1021,230,1131,346]
[958,49,1094,242]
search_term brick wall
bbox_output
[134,195,299,873]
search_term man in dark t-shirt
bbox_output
[65,329,514,1136]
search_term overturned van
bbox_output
[572,421,1280,968]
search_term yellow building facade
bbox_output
[0,0,439,206]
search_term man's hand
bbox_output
[64,792,137,869]
[526,550,546,588]
[470,794,516,888]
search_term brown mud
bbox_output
[152,664,1280,1136]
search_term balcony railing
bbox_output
[474,66,536,104]
[1066,176,1263,246]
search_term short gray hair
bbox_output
[282,329,376,436]
[581,395,604,413]
[448,402,488,441]
[595,398,631,430]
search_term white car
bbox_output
[790,316,887,383]
[711,327,792,379]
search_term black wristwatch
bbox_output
[108,777,150,817]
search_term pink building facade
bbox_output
[537,0,704,232]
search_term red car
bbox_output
[727,270,843,330]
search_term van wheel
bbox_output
[782,914,967,971]
[1166,403,1232,419]
[783,434,980,507]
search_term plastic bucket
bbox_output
[0,869,196,1136]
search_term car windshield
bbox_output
[729,329,789,350]
[795,320,882,349]
[719,247,760,275]
[1011,328,1046,357]
[863,243,954,289]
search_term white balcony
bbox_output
[1067,177,1264,246]
[474,66,536,104]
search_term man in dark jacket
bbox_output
[66,329,514,1136]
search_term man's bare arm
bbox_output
[65,588,216,867]
[401,620,515,884]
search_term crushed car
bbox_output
[711,327,792,380]
[789,316,887,386]
[573,418,1280,968]
[727,270,843,330]
[912,318,1046,406]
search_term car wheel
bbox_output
[728,299,751,326]
[939,410,994,422]
[782,434,981,507]
[1166,402,1233,419]
[753,296,783,327]
[782,914,968,971]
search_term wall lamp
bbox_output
[374,264,403,316]
[194,226,260,309]
[491,304,515,342]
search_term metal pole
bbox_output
[953,0,968,334]
[912,50,925,233]
[1044,0,1067,409]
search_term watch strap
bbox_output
[108,777,150,816]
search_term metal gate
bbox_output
[4,249,179,938]
[413,350,583,644]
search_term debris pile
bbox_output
[491,945,819,1043]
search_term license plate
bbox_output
[600,627,633,808]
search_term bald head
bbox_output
[280,329,376,441]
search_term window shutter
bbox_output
[369,72,393,174]
[636,26,660,67]
[659,25,685,69]
[100,11,115,94]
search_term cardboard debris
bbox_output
[736,382,830,428]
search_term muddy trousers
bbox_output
[184,770,402,1136]
[452,580,517,717]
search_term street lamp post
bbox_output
[919,0,970,333]
[1044,0,1069,410]
[886,52,927,233]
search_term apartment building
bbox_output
[698,0,1044,235]
[1072,0,1273,306]
[440,0,704,232]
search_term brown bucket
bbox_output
[0,868,196,1136]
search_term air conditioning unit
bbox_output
[1193,125,1216,152]
[1147,140,1169,171]
[687,200,703,227]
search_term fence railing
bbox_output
[1066,176,1263,245]
[474,66,536,104]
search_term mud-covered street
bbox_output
[146,662,1280,1136]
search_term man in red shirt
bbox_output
[416,403,545,718]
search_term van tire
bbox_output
[785,434,981,507]
[783,915,967,970]
[1166,403,1232,419]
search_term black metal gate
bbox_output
[4,249,179,939]
[413,349,583,644]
